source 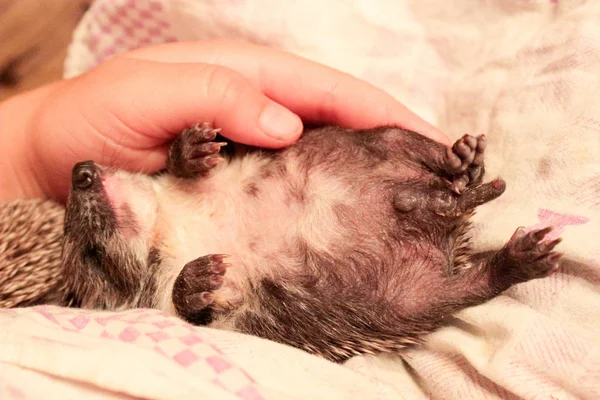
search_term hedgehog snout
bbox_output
[72,161,101,191]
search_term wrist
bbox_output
[0,82,61,201]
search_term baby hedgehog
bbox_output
[60,123,562,362]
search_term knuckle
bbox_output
[318,80,342,122]
[203,65,252,109]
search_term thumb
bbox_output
[91,58,304,148]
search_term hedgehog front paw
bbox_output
[444,134,486,193]
[172,254,230,323]
[166,123,227,179]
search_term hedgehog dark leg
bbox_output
[166,123,227,179]
[455,178,506,214]
[442,134,487,194]
[403,132,488,193]
[452,226,562,300]
[421,176,505,219]
[172,254,229,325]
[484,226,562,292]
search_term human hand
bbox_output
[0,39,449,202]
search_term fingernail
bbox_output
[259,102,303,140]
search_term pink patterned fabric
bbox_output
[65,0,176,77]
[0,306,396,399]
[9,306,263,399]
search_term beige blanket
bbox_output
[2,0,598,399]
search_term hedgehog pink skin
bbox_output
[60,123,562,362]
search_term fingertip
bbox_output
[257,102,304,144]
[216,101,303,149]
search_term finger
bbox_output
[122,40,450,144]
[81,58,304,149]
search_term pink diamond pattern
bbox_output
[207,355,231,373]
[69,315,90,330]
[173,349,199,368]
[147,330,170,342]
[95,315,120,326]
[37,307,59,324]
[118,326,141,342]
[180,333,203,346]
[153,319,176,329]
[5,306,264,399]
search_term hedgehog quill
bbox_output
[60,123,562,362]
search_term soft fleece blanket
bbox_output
[3,0,599,399]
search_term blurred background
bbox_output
[0,0,92,102]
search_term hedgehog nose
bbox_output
[72,161,97,190]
